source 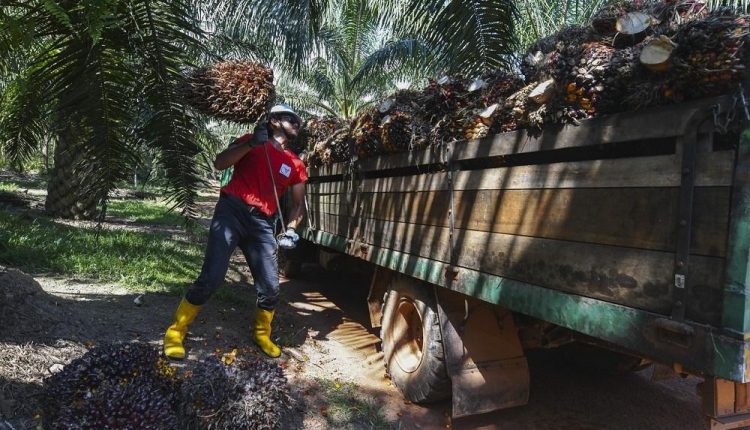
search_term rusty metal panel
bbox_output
[435,291,529,418]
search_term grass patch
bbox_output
[0,211,203,293]
[0,182,20,193]
[106,199,186,226]
[0,176,46,191]
[314,378,393,429]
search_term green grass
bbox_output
[314,378,393,429]
[0,182,20,192]
[0,176,46,191]
[0,211,204,293]
[106,199,186,226]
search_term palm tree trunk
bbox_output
[45,123,105,220]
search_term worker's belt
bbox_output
[220,192,269,218]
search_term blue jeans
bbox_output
[185,194,279,310]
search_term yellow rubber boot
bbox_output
[163,298,200,359]
[253,308,281,358]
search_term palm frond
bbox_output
[128,0,207,216]
[0,73,46,169]
[352,38,433,86]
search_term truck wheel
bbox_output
[380,276,451,403]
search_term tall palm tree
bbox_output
[0,1,206,219]
[275,1,430,120]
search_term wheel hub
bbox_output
[392,298,424,373]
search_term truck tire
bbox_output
[380,276,451,403]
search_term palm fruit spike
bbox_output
[180,61,275,124]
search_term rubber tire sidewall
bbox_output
[380,276,451,403]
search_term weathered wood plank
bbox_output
[344,187,730,256]
[359,151,735,193]
[449,96,730,163]
[314,212,723,325]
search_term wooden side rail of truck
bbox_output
[293,93,750,429]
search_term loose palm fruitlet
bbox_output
[184,356,293,430]
[180,61,275,124]
[41,343,181,430]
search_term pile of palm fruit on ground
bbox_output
[306,1,750,167]
[40,343,292,430]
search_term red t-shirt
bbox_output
[221,134,308,217]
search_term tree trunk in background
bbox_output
[45,124,105,220]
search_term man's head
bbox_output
[268,104,302,140]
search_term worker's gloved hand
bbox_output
[249,122,269,146]
[277,228,299,250]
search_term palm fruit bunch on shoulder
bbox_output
[378,90,430,153]
[41,343,180,430]
[351,107,385,158]
[183,357,293,430]
[668,12,750,101]
[180,61,275,124]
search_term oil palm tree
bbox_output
[0,1,206,219]
[209,0,518,120]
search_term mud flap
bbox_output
[435,288,530,418]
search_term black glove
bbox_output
[249,122,269,146]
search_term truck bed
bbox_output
[300,95,750,382]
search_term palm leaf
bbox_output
[127,0,206,217]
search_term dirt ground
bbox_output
[0,261,708,430]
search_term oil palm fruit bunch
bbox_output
[180,356,232,428]
[41,343,180,430]
[480,71,524,107]
[522,26,596,84]
[378,90,430,152]
[301,117,345,155]
[461,71,524,140]
[670,12,750,101]
[301,117,346,167]
[351,108,385,157]
[323,126,354,164]
[489,83,540,134]
[381,111,422,152]
[180,61,275,124]
[418,76,471,125]
[184,357,292,430]
[562,42,640,116]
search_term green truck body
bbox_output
[300,94,750,384]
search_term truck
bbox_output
[289,89,750,429]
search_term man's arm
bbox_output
[214,142,252,170]
[286,182,306,230]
